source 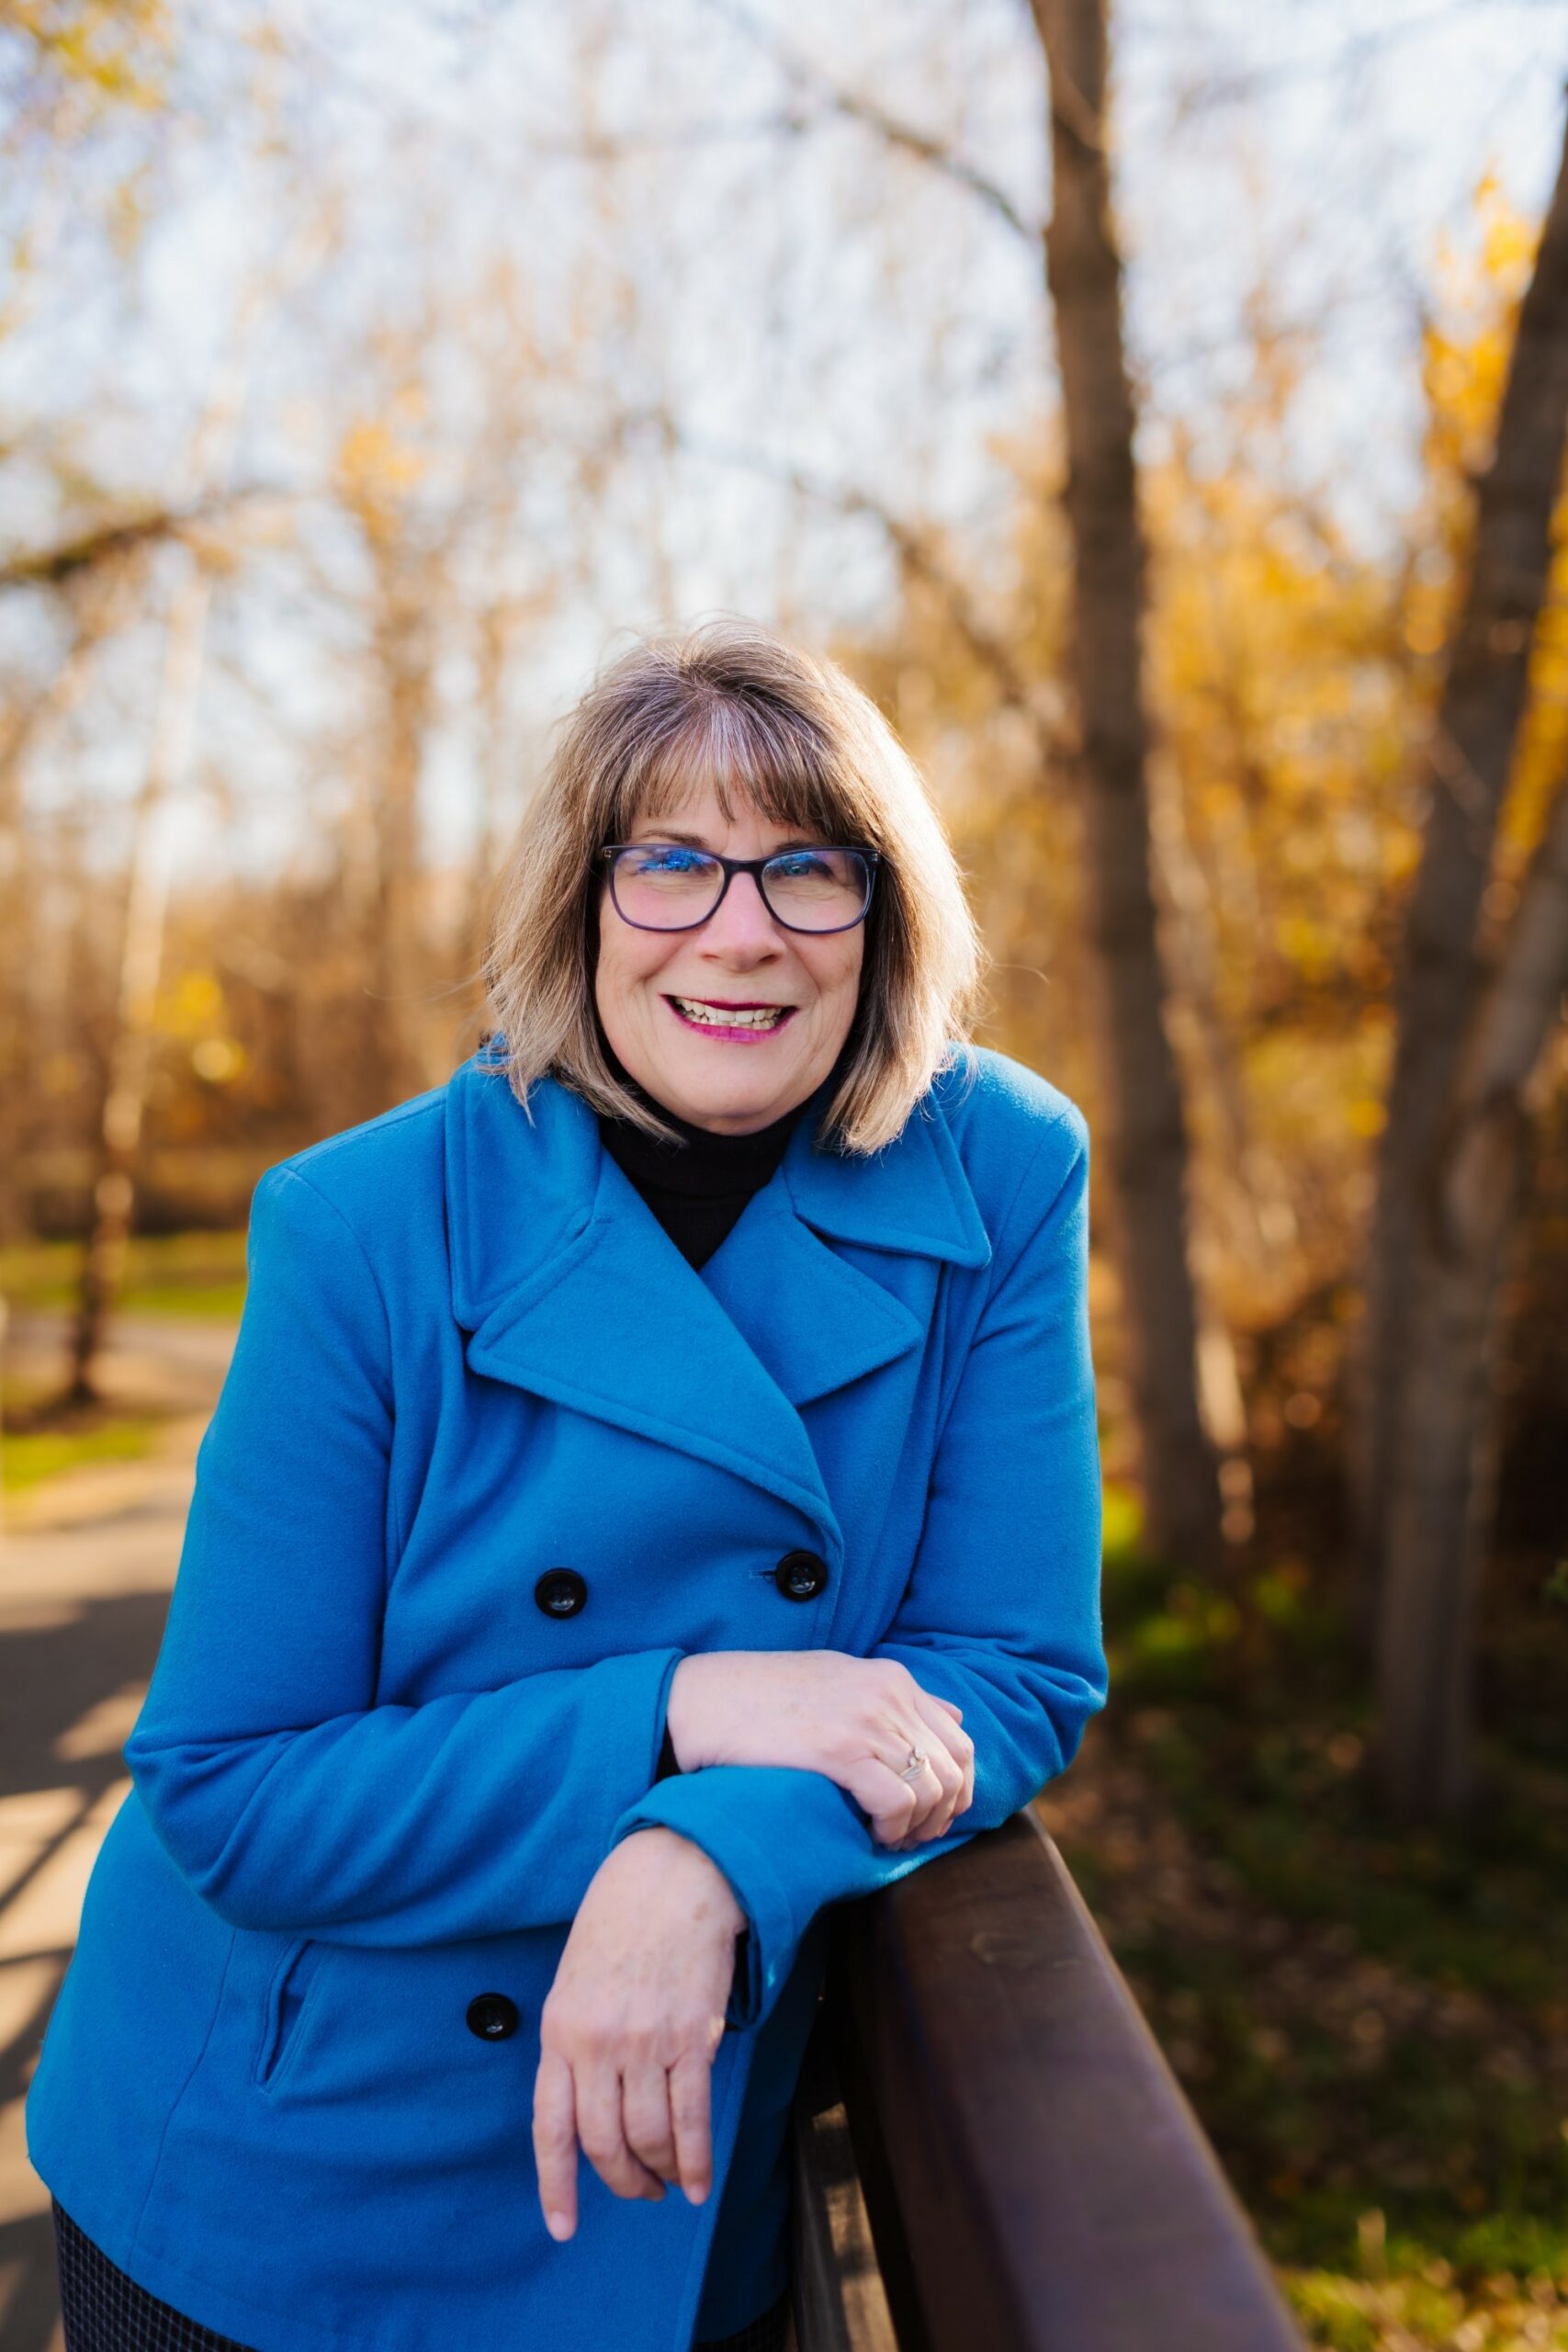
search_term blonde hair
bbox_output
[482,616,986,1154]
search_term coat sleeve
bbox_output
[607,1109,1108,2030]
[123,1163,685,1946]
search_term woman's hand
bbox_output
[664,1651,976,1851]
[533,1826,746,2243]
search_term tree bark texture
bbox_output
[1031,0,1221,1567]
[68,556,211,1403]
[1349,116,1568,1657]
[1376,775,1568,1820]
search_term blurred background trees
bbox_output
[2,4,1564,1812]
[4,6,1567,2339]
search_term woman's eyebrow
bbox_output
[629,826,827,851]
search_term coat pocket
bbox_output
[253,1936,333,2094]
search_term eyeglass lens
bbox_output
[611,845,871,932]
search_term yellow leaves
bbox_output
[7,0,173,111]
[1273,914,1337,981]
[336,393,430,535]
[1474,167,1540,300]
[190,1037,245,1083]
[156,967,223,1041]
[1505,500,1568,859]
[1403,611,1447,659]
[1422,322,1511,490]
[146,968,245,1084]
[1423,173,1540,489]
[1422,173,1568,868]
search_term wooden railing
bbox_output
[789,1809,1305,2352]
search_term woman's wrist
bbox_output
[621,1824,747,1938]
[662,1653,714,1774]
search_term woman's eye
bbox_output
[632,846,706,873]
[772,853,831,879]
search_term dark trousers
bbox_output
[51,2199,791,2352]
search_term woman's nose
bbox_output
[702,871,781,954]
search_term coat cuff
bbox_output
[610,1770,818,2030]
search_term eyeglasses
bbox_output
[599,842,881,934]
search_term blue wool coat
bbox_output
[26,1035,1108,2352]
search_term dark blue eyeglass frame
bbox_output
[598,842,882,935]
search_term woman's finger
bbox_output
[912,1692,975,1816]
[621,2060,680,2185]
[869,1710,968,1849]
[533,2046,580,2241]
[883,1709,965,1838]
[911,1691,975,1769]
[667,2048,716,2205]
[906,1736,964,1840]
[574,2054,666,2204]
[860,1753,935,1845]
[847,1700,970,1842]
[846,1750,916,1844]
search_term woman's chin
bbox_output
[682,1094,795,1133]
[660,1061,812,1132]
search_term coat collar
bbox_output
[443,1039,991,1533]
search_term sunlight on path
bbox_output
[0,1779,135,2225]
[0,1430,199,2268]
[0,1782,133,1967]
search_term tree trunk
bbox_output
[66,556,210,1404]
[1376,775,1568,1819]
[363,534,439,1111]
[0,616,105,1247]
[1349,118,1568,1651]
[1031,0,1221,1568]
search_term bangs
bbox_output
[606,694,862,844]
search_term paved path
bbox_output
[5,1309,237,1418]
[0,1309,229,2352]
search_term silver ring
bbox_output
[896,1747,930,1784]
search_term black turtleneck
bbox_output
[596,1079,811,1273]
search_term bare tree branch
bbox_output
[0,486,290,593]
[634,405,1070,748]
[697,0,1043,245]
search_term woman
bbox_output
[27,617,1108,2352]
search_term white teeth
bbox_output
[671,998,787,1029]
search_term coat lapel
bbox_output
[443,1043,992,1532]
[696,1182,924,1410]
[465,1168,838,1529]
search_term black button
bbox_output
[535,1568,587,1619]
[773,1549,829,1601]
[467,1993,520,2041]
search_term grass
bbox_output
[1,1408,167,1492]
[1041,1480,1568,2351]
[0,1228,248,1317]
[1,1230,246,1489]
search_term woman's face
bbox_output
[593,782,866,1136]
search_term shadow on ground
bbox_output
[0,1323,222,2352]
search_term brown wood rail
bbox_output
[788,1808,1305,2352]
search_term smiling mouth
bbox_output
[663,996,797,1036]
